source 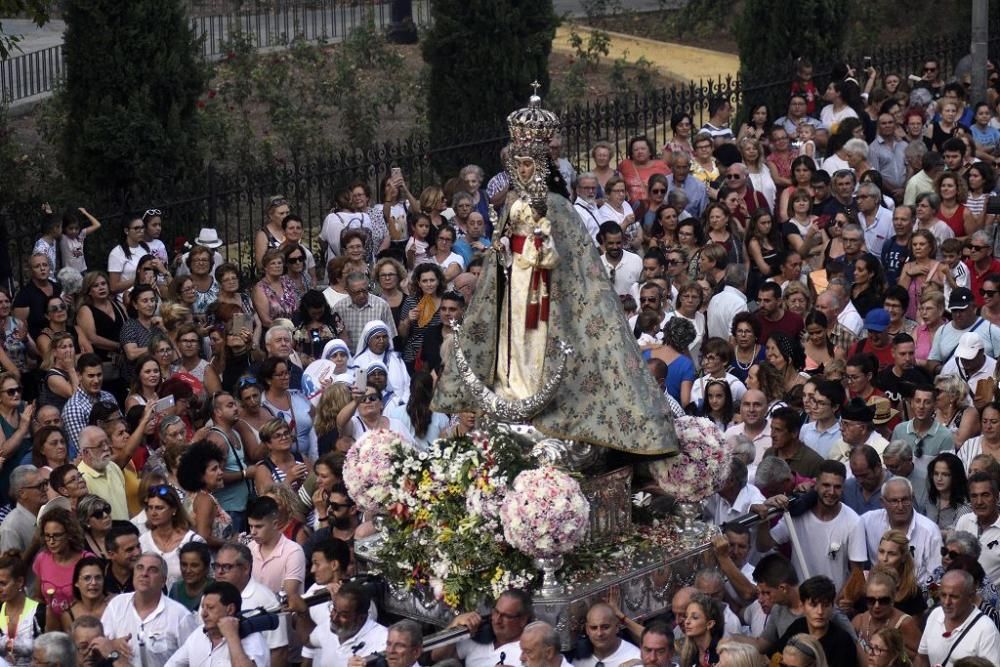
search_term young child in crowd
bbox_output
[635,310,663,348]
[790,58,819,115]
[58,208,102,273]
[405,214,433,268]
[795,121,817,160]
[940,237,970,304]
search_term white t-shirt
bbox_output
[138,529,205,590]
[770,504,867,591]
[433,252,466,274]
[601,251,643,296]
[196,579,288,652]
[572,639,640,667]
[919,606,1000,666]
[819,104,860,133]
[60,231,89,272]
[107,245,150,283]
[320,211,372,263]
[955,512,1000,582]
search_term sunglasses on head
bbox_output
[147,485,172,499]
[143,209,162,218]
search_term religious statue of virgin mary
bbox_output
[432,87,678,458]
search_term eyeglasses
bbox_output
[360,394,381,403]
[649,188,666,194]
[212,562,241,573]
[2,387,21,396]
[884,497,912,506]
[287,256,305,264]
[48,303,67,313]
[43,531,66,542]
[865,644,888,656]
[865,595,892,607]
[22,481,49,491]
[725,173,742,179]
[179,337,199,345]
[941,547,962,559]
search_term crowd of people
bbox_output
[4,55,1000,667]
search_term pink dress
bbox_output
[913,322,937,361]
[255,276,297,321]
[33,550,93,615]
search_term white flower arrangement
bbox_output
[500,466,590,559]
[650,416,733,502]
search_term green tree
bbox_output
[59,0,207,200]
[0,0,50,60]
[423,0,557,177]
[736,0,850,88]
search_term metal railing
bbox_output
[0,44,64,103]
[0,0,431,103]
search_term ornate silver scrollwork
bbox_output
[451,324,573,422]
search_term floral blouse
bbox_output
[255,276,297,322]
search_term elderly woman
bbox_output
[183,245,219,316]
[252,247,297,330]
[618,136,669,202]
[783,281,812,318]
[139,485,204,589]
[934,375,980,444]
[215,262,262,343]
[729,313,763,383]
[374,257,408,330]
[929,530,1000,609]
[458,164,490,225]
[254,418,311,495]
[31,426,68,483]
[260,356,317,461]
[353,320,410,401]
[926,452,972,530]
[177,440,233,548]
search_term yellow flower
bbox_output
[439,528,454,542]
[444,591,460,607]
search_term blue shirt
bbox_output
[663,355,696,407]
[800,419,842,458]
[666,175,709,219]
[973,125,1000,153]
[453,236,490,267]
[842,476,884,515]
[881,235,912,287]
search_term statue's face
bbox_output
[514,155,536,184]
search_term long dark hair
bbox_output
[927,452,970,505]
[405,371,435,438]
[118,217,151,261]
[699,379,735,428]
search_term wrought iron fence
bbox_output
[0,0,431,104]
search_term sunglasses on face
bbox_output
[865,595,892,607]
[941,547,962,559]
[90,507,111,519]
[360,394,381,403]
[328,501,354,511]
[48,304,67,313]
[2,387,21,397]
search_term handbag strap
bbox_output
[941,611,984,666]
[209,426,253,496]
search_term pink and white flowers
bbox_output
[342,429,406,511]
[500,467,590,558]
[650,416,732,502]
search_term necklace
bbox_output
[734,345,758,371]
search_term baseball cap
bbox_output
[955,331,985,360]
[948,287,975,311]
[863,308,890,332]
